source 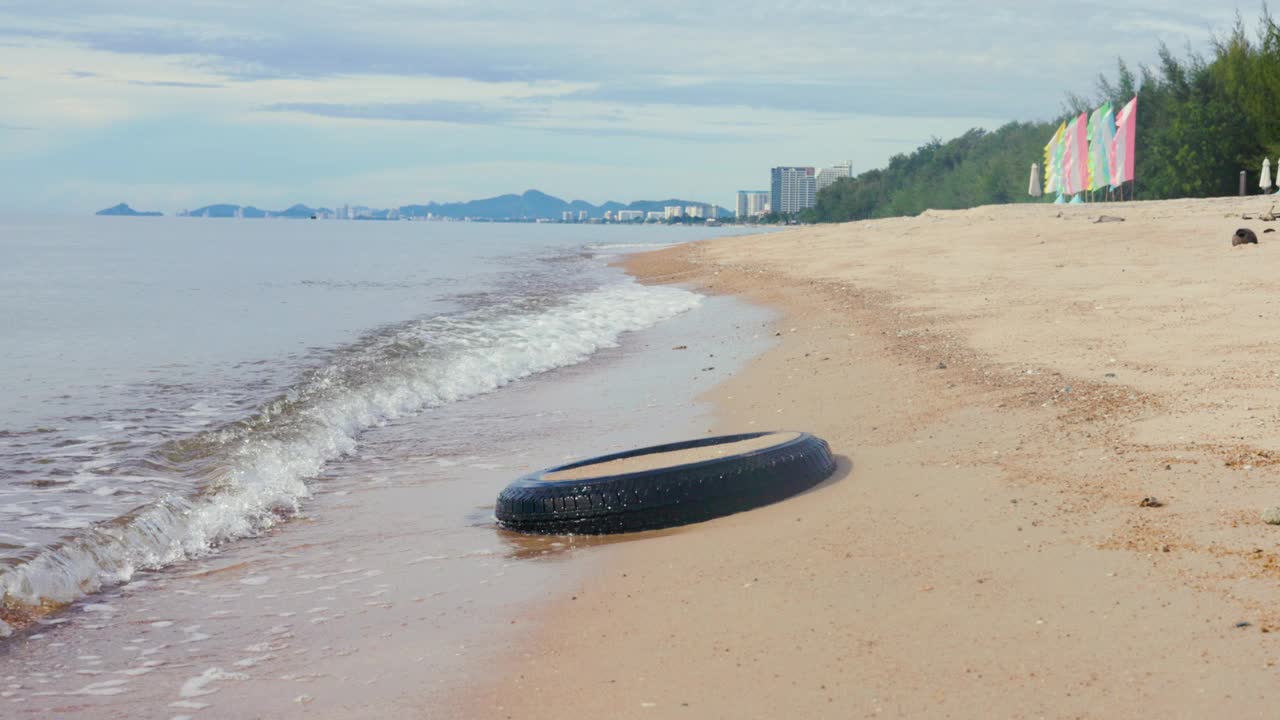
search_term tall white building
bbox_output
[736,190,770,218]
[770,167,816,214]
[617,210,644,221]
[816,161,853,193]
[664,206,685,219]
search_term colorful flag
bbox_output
[1086,107,1100,189]
[1063,112,1088,195]
[1054,122,1067,194]
[1098,102,1115,188]
[1044,123,1064,194]
[1088,102,1114,191]
[1111,96,1138,186]
[1060,117,1077,195]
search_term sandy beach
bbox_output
[465,196,1280,718]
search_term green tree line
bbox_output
[805,10,1280,223]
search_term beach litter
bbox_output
[1232,228,1259,246]
[1094,215,1125,223]
[1138,496,1164,508]
[495,431,836,534]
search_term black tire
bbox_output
[495,431,836,535]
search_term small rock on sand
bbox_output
[1261,506,1280,524]
[1139,496,1164,508]
[1094,215,1125,223]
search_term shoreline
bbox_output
[0,278,774,718]
[466,197,1280,717]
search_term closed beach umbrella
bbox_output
[1262,158,1273,192]
[1029,163,1042,197]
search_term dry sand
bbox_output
[464,197,1280,718]
[542,431,801,481]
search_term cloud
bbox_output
[128,79,223,88]
[541,125,748,144]
[261,101,529,126]
[564,80,1044,121]
[0,1,1247,122]
[13,24,605,84]
[259,100,746,142]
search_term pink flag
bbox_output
[1111,96,1137,185]
[1063,112,1088,195]
[1062,116,1077,194]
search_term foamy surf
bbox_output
[0,280,701,618]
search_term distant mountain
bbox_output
[276,203,330,219]
[96,203,161,217]
[184,204,268,218]
[398,190,726,220]
[162,190,727,221]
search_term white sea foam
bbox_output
[584,242,682,252]
[178,667,247,698]
[0,281,700,610]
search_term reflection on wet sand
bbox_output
[494,525,689,561]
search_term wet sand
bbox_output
[467,197,1280,718]
[0,294,772,718]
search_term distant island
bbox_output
[96,203,162,217]
[143,190,727,222]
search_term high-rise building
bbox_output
[562,211,575,222]
[736,190,770,218]
[617,210,644,221]
[816,162,853,193]
[578,210,588,222]
[664,206,685,219]
[770,167,816,214]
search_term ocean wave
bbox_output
[0,280,701,613]
[583,242,683,253]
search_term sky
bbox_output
[0,1,1251,213]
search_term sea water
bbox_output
[0,217,760,620]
